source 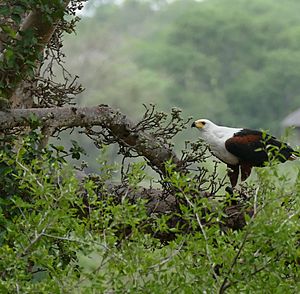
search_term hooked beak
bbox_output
[191,120,205,129]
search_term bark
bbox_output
[2,1,70,102]
[0,105,184,175]
[19,6,67,46]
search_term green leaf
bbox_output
[27,113,41,129]
[70,140,86,160]
[0,25,17,38]
[4,48,14,62]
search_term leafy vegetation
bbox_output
[1,131,300,292]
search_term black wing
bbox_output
[225,129,295,166]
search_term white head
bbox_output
[191,118,241,165]
[191,119,218,133]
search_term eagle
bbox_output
[191,119,298,187]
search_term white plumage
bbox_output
[194,119,241,165]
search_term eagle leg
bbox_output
[240,163,252,182]
[227,164,239,187]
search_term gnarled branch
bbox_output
[0,105,184,175]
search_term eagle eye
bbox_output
[202,121,206,125]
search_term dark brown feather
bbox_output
[225,129,295,167]
[227,164,239,187]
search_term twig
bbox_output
[182,193,219,281]
[18,224,50,258]
[218,227,251,294]
[253,186,259,216]
[148,242,184,270]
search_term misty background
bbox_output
[58,0,300,170]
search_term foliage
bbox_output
[1,132,300,293]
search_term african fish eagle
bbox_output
[191,119,298,187]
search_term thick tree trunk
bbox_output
[1,1,70,103]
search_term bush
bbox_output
[0,131,299,293]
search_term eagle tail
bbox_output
[289,151,300,161]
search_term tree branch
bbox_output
[0,105,184,175]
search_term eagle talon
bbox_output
[225,186,233,196]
